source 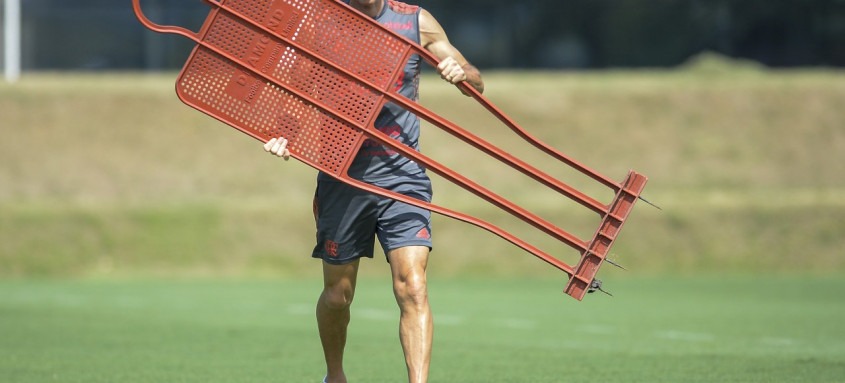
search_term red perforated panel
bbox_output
[173,0,417,176]
[224,0,408,89]
[202,10,382,124]
[177,47,363,175]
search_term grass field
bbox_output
[1,66,845,382]
[1,276,844,382]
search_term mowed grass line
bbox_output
[1,202,844,278]
[1,276,844,383]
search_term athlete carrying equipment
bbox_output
[132,0,650,300]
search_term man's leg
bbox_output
[387,246,432,383]
[317,259,360,383]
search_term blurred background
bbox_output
[1,0,843,278]
[4,0,845,71]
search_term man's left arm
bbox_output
[419,9,484,95]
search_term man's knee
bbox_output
[320,260,359,311]
[393,270,428,307]
[388,246,430,308]
[321,282,355,311]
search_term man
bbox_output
[264,1,483,382]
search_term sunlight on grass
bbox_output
[1,70,844,277]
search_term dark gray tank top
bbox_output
[319,0,424,184]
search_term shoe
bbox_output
[322,377,327,383]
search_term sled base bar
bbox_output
[563,171,648,300]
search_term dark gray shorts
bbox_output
[311,175,433,265]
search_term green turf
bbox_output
[2,70,845,382]
[1,276,843,383]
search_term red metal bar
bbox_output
[564,172,648,300]
[133,0,203,42]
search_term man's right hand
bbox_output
[264,137,291,160]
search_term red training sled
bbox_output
[132,0,649,300]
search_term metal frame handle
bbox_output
[132,0,201,42]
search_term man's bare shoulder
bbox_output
[418,8,446,45]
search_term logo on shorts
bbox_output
[416,228,430,239]
[325,240,339,257]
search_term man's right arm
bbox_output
[419,9,484,95]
